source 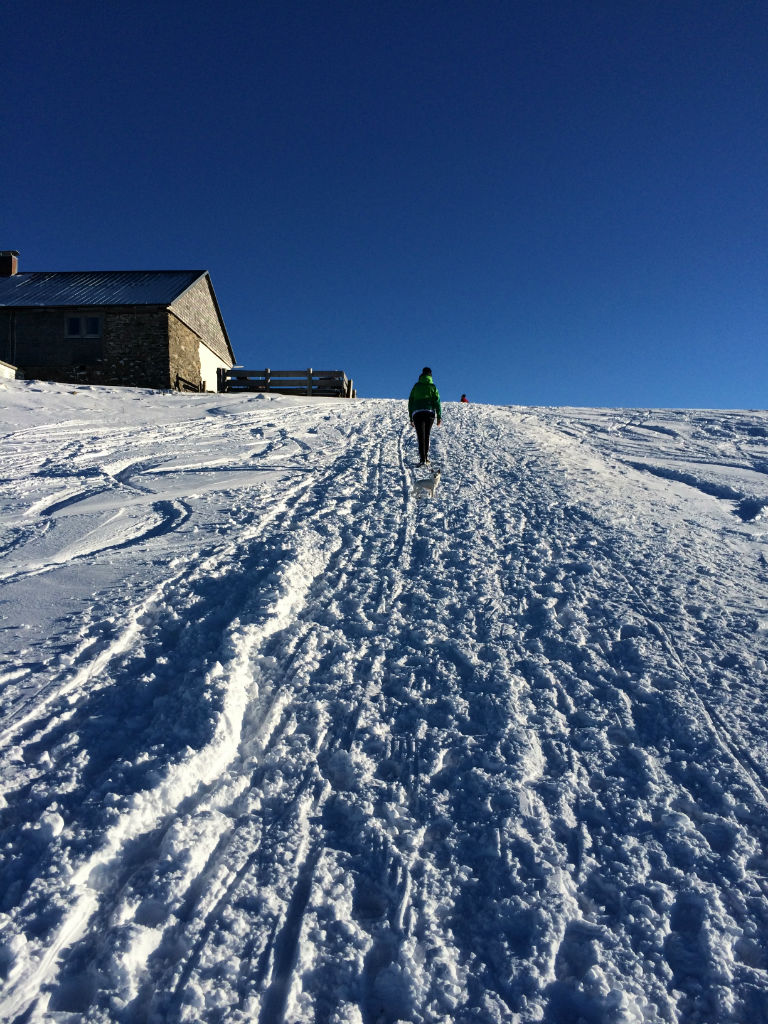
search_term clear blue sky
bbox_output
[4,1,767,407]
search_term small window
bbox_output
[64,315,102,338]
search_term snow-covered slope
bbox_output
[1,380,768,1023]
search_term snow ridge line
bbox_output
[0,522,335,1022]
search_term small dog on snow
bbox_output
[412,467,441,499]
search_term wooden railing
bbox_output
[175,373,205,392]
[217,367,355,398]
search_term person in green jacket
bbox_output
[408,366,442,465]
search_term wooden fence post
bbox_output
[265,368,271,391]
[307,368,313,395]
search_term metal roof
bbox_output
[0,270,207,307]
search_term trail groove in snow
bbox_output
[1,385,768,1022]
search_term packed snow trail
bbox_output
[1,385,768,1022]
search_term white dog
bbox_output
[412,467,441,499]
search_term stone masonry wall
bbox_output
[3,290,232,390]
[2,308,87,369]
[167,313,202,390]
[103,310,171,387]
[169,275,233,365]
[9,307,172,388]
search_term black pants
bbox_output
[412,411,435,463]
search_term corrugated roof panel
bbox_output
[0,270,206,307]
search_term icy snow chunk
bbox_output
[37,809,65,840]
[323,748,359,790]
[0,921,28,985]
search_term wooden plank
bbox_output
[219,366,353,397]
[227,369,347,378]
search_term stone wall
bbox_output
[169,275,233,365]
[168,313,202,390]
[5,307,173,388]
[103,309,171,387]
[0,289,234,390]
[1,308,91,368]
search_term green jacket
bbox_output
[408,373,442,420]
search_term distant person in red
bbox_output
[460,394,469,403]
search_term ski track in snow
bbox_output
[1,384,768,1022]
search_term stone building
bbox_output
[0,251,235,391]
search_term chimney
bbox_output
[0,251,19,276]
